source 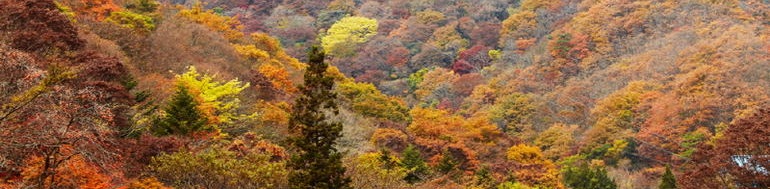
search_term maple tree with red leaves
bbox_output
[681,106,770,188]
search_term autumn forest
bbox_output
[1,0,769,188]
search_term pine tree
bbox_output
[153,85,208,135]
[401,145,428,183]
[288,46,351,189]
[659,165,677,189]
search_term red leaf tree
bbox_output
[680,106,770,188]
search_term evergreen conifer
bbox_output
[287,46,350,189]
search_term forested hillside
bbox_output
[1,0,769,188]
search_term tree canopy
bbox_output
[321,16,377,57]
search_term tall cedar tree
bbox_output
[659,165,677,189]
[288,46,351,189]
[154,85,208,135]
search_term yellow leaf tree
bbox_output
[321,16,378,57]
[506,144,564,189]
[178,2,244,42]
[175,66,251,128]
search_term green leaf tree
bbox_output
[659,165,677,189]
[563,164,617,189]
[154,85,208,135]
[288,46,351,189]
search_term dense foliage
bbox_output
[0,0,768,188]
[563,164,617,189]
